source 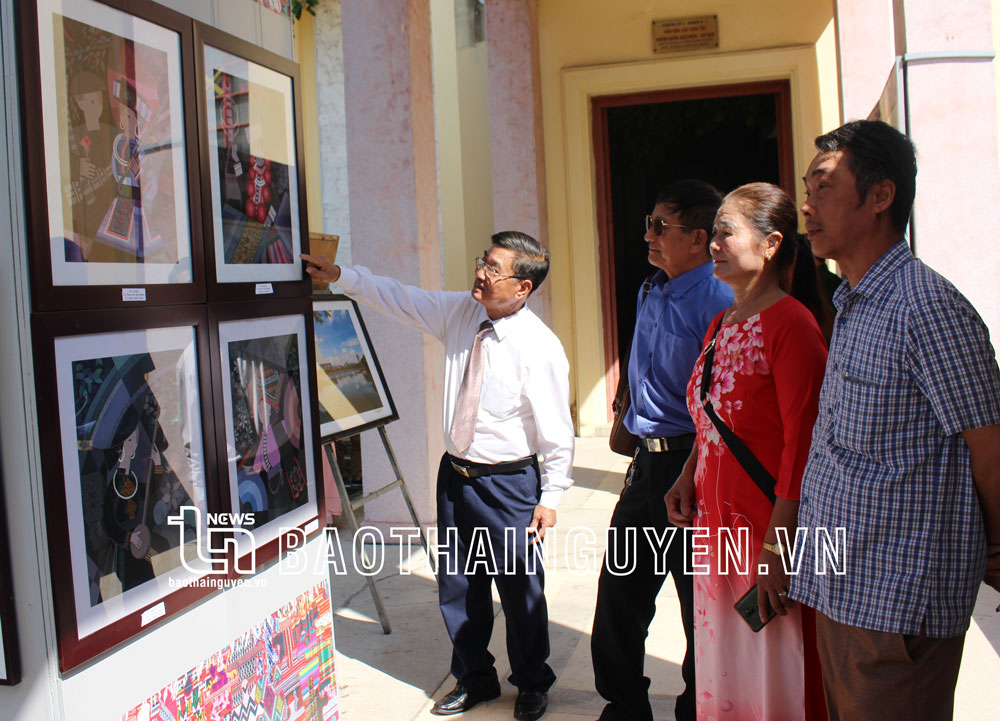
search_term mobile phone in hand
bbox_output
[734,584,776,632]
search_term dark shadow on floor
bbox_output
[569,464,626,491]
[328,540,682,720]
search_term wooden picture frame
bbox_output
[17,0,206,311]
[31,306,222,672]
[207,298,322,569]
[313,297,398,441]
[194,22,310,302]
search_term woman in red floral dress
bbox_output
[666,183,829,721]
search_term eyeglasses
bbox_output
[476,257,524,281]
[645,215,692,237]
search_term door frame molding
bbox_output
[592,79,795,418]
[560,45,826,435]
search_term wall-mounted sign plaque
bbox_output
[652,16,719,54]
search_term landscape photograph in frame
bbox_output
[312,298,397,441]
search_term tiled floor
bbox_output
[328,438,1000,721]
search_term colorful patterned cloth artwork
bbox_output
[259,0,292,18]
[116,581,338,721]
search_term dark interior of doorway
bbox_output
[607,92,783,366]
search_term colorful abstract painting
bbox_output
[116,581,338,721]
[228,331,307,527]
[218,314,316,554]
[204,44,302,284]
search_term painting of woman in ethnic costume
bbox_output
[38,7,193,293]
[66,70,117,244]
[228,333,308,527]
[94,76,164,260]
[75,352,196,603]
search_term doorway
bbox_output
[593,80,794,416]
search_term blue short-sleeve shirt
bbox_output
[624,262,733,439]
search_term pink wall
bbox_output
[485,0,552,323]
[835,0,1000,338]
[896,0,1000,336]
[341,0,443,527]
[834,0,896,120]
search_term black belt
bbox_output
[448,454,536,479]
[639,433,695,453]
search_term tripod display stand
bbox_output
[324,424,436,634]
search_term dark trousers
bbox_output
[815,611,966,721]
[592,447,695,721]
[436,453,556,693]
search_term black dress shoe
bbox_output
[513,690,547,721]
[430,682,502,716]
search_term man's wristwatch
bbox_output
[762,540,786,557]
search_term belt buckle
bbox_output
[450,461,471,477]
[644,437,664,453]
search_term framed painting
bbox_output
[18,0,205,311]
[195,23,309,300]
[0,479,22,686]
[209,300,321,567]
[32,306,220,671]
[313,298,397,441]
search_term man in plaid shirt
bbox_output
[790,120,1000,720]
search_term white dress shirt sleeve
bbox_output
[334,265,459,343]
[525,349,575,509]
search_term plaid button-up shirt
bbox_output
[790,241,1000,637]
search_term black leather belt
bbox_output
[448,454,536,479]
[640,433,695,452]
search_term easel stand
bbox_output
[324,424,436,634]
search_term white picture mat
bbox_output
[313,299,394,437]
[204,44,301,284]
[218,314,316,556]
[55,326,210,639]
[37,0,193,287]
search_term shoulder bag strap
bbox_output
[614,274,656,408]
[699,318,778,504]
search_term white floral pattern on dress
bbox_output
[688,315,768,461]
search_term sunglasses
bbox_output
[645,215,692,237]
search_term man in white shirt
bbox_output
[302,232,575,721]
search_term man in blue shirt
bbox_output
[791,120,1000,720]
[592,180,732,721]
